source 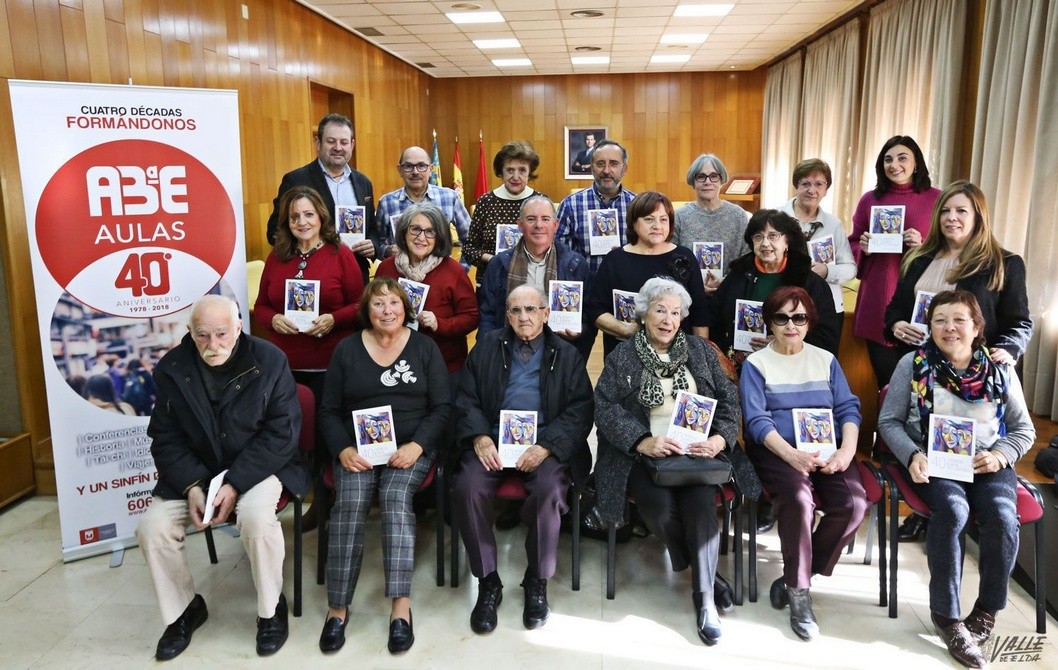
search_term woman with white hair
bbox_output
[673,153,751,292]
[594,277,760,646]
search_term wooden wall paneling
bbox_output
[8,1,42,79]
[105,16,130,83]
[0,2,15,77]
[83,0,111,81]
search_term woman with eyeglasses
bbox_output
[849,136,941,389]
[462,141,548,276]
[877,290,1034,668]
[375,203,480,375]
[587,190,711,357]
[594,277,761,646]
[708,209,839,365]
[255,185,365,400]
[778,158,857,342]
[673,154,752,293]
[739,286,866,641]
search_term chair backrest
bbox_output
[295,383,316,455]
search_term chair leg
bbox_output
[720,503,730,556]
[205,526,218,564]
[887,485,899,619]
[863,503,876,566]
[878,494,887,607]
[571,488,581,591]
[1035,518,1046,634]
[748,497,758,603]
[451,511,460,589]
[733,496,744,606]
[316,481,330,586]
[293,498,302,617]
[435,466,445,587]
[606,522,616,600]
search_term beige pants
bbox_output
[136,475,285,624]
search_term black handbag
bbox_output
[641,454,732,487]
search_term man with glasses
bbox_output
[476,195,592,361]
[557,139,637,279]
[266,113,377,283]
[375,145,471,262]
[453,285,593,635]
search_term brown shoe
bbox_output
[962,606,996,646]
[932,614,985,668]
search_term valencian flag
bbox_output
[429,129,442,186]
[452,137,464,204]
[474,130,489,201]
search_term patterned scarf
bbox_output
[911,340,1008,440]
[394,252,443,282]
[506,238,558,295]
[634,328,691,407]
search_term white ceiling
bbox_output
[296,0,862,78]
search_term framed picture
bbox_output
[724,175,760,195]
[565,126,607,180]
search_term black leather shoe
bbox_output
[319,615,348,654]
[388,611,414,653]
[521,577,550,629]
[692,592,722,645]
[787,587,819,641]
[963,605,996,646]
[256,593,289,656]
[933,613,985,668]
[898,514,928,542]
[471,576,504,634]
[756,502,776,534]
[769,577,789,610]
[714,574,735,613]
[155,594,208,661]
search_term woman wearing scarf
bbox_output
[594,278,760,646]
[740,286,866,642]
[878,290,1035,669]
[375,203,480,376]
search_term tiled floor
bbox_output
[0,494,1053,669]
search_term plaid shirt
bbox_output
[374,184,471,257]
[556,183,637,278]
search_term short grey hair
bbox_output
[394,203,453,257]
[685,153,729,187]
[635,277,691,320]
[507,284,547,309]
[518,194,556,219]
[189,294,241,326]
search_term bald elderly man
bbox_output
[136,295,307,660]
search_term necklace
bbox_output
[294,241,323,279]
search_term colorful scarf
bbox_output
[634,329,691,407]
[506,238,558,296]
[911,340,1008,440]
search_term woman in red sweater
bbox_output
[254,185,365,398]
[375,203,479,374]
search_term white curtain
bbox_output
[800,20,861,227]
[971,0,1058,418]
[857,0,966,195]
[761,52,802,209]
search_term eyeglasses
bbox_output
[408,225,437,239]
[508,305,544,316]
[797,180,828,190]
[592,159,624,170]
[694,172,723,184]
[930,317,972,328]
[399,162,431,173]
[771,312,809,326]
[751,232,784,244]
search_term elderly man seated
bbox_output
[135,295,307,660]
[477,195,593,361]
[453,285,594,633]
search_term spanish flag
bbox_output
[474,130,489,201]
[452,137,464,204]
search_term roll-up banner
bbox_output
[7,81,248,561]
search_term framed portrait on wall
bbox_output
[565,126,607,180]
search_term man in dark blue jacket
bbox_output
[136,295,306,661]
[477,195,594,361]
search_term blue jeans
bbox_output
[913,466,1019,619]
